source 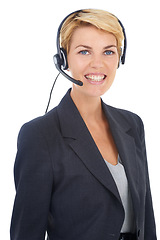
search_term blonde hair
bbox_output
[60,9,124,57]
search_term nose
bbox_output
[89,54,104,69]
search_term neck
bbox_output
[70,88,103,123]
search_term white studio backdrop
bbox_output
[0,0,159,238]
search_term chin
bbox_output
[86,81,112,97]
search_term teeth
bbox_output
[85,75,105,81]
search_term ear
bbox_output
[117,52,122,69]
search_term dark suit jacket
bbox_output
[10,89,157,240]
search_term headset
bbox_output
[53,9,127,87]
[45,9,127,113]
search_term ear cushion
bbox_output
[60,48,68,70]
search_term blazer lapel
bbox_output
[57,89,140,217]
[57,90,122,204]
[102,102,140,221]
[68,125,122,204]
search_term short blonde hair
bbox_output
[60,9,124,57]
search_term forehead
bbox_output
[70,25,117,48]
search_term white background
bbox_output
[0,0,159,238]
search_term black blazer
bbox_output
[10,89,157,240]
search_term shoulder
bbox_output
[108,104,143,124]
[18,88,72,140]
[17,107,60,147]
[103,102,145,136]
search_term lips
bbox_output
[85,74,106,82]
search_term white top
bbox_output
[105,156,135,233]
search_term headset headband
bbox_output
[56,9,127,65]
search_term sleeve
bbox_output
[10,121,54,240]
[140,119,157,240]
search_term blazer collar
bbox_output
[57,89,131,138]
[57,89,140,217]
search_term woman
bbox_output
[10,9,157,240]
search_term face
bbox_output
[67,25,119,99]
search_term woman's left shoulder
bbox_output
[103,102,144,132]
[115,106,143,125]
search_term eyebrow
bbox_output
[75,44,117,49]
[103,45,117,49]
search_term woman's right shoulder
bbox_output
[18,106,60,143]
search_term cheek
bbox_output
[68,58,86,77]
[108,67,117,83]
[106,60,118,84]
[107,61,119,78]
[109,56,119,69]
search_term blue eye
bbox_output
[105,50,114,55]
[79,50,89,55]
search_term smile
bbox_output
[85,74,106,82]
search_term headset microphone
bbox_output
[53,10,86,87]
[53,54,83,86]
